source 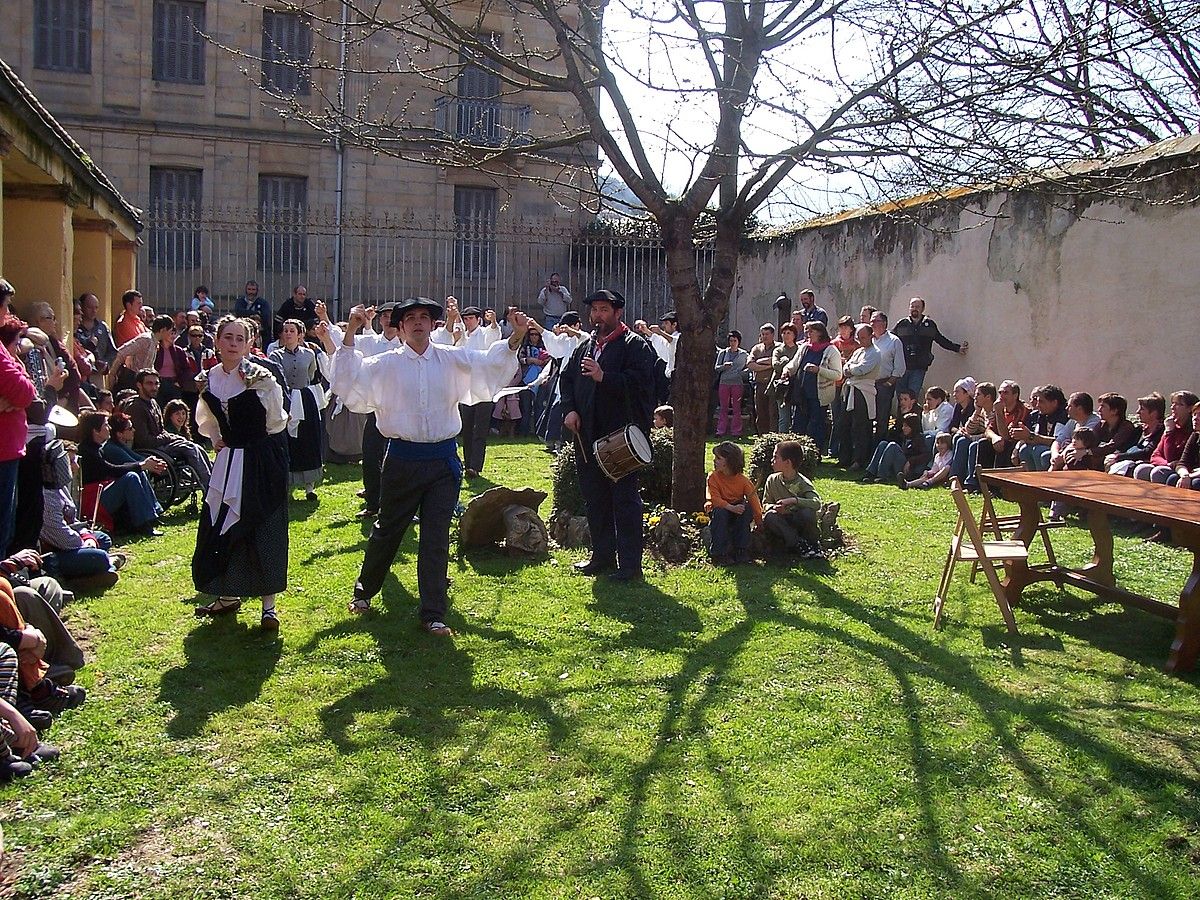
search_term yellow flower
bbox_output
[649,516,661,526]
[694,514,710,526]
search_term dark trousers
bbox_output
[763,507,818,549]
[753,381,778,434]
[836,390,873,467]
[459,401,493,473]
[710,507,751,558]
[874,380,896,443]
[361,413,385,510]
[578,455,644,574]
[353,452,460,623]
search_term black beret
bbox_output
[390,296,443,327]
[460,306,483,318]
[583,289,625,309]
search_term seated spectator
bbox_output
[921,386,953,444]
[1166,400,1200,490]
[947,377,976,433]
[163,398,193,441]
[109,314,182,396]
[903,432,955,490]
[863,413,930,485]
[761,439,823,558]
[78,411,165,536]
[950,381,996,485]
[190,285,215,315]
[1012,384,1069,470]
[120,369,211,491]
[1043,391,1097,471]
[1135,390,1198,481]
[0,570,84,718]
[653,405,673,429]
[0,642,57,780]
[1,557,85,690]
[704,442,763,565]
[94,389,114,413]
[1095,392,1139,458]
[1107,393,1166,476]
[1050,425,1105,518]
[879,389,920,442]
[39,439,124,589]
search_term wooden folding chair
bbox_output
[975,474,1063,579]
[934,478,1028,634]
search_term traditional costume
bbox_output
[270,343,325,496]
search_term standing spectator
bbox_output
[0,315,35,556]
[189,285,215,315]
[714,330,749,437]
[113,290,148,346]
[834,324,881,470]
[893,297,968,398]
[537,273,573,328]
[746,323,778,434]
[771,323,800,432]
[234,280,273,327]
[275,285,317,338]
[1106,393,1166,476]
[534,313,586,455]
[75,292,116,386]
[772,293,791,330]
[870,311,906,443]
[796,290,828,326]
[859,305,877,324]
[780,321,842,450]
[647,313,678,403]
[828,315,858,457]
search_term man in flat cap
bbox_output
[559,289,658,581]
[332,296,527,634]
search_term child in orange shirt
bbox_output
[705,442,764,565]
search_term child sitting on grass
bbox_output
[761,439,824,558]
[705,441,763,565]
[902,432,954,490]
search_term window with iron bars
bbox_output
[153,0,206,84]
[261,9,312,96]
[148,167,202,269]
[258,175,307,274]
[34,0,92,73]
[454,186,497,279]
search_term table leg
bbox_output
[1166,549,1200,674]
[1081,509,1116,587]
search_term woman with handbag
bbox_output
[780,321,843,451]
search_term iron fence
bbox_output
[137,205,714,325]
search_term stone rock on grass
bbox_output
[649,510,691,564]
[502,504,549,555]
[549,510,590,548]
[460,487,548,547]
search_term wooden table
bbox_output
[979,470,1200,674]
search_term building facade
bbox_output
[1,1,599,314]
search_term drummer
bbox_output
[559,289,658,582]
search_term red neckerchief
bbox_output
[593,321,628,353]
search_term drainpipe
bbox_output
[333,1,349,317]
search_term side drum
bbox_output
[592,425,652,482]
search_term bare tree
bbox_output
[231,0,1199,510]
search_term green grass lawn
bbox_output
[3,438,1199,899]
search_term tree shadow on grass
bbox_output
[158,615,283,739]
[586,577,703,652]
[301,579,566,756]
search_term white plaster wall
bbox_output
[733,192,1200,403]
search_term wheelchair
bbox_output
[143,448,204,512]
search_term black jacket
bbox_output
[559,328,657,449]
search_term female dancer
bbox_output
[192,317,289,630]
[270,319,324,501]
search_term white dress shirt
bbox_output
[459,323,505,404]
[333,339,518,442]
[650,332,678,377]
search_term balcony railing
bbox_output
[435,96,532,147]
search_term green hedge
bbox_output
[551,427,675,516]
[747,432,820,490]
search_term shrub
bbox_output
[550,426,675,516]
[747,432,820,489]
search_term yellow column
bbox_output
[111,239,138,322]
[2,188,75,324]
[72,220,114,332]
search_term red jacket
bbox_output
[0,342,35,462]
[1150,423,1194,467]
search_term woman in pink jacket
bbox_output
[0,314,36,556]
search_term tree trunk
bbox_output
[664,217,739,511]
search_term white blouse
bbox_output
[195,361,288,443]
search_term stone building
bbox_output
[0,1,598,314]
[0,56,140,329]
